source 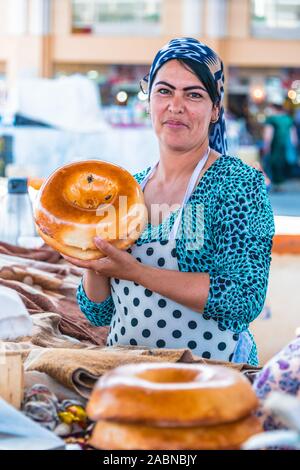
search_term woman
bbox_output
[262,96,298,190]
[69,38,274,366]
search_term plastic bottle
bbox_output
[0,177,37,246]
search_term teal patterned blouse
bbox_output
[77,155,275,364]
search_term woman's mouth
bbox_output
[164,120,188,129]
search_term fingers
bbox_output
[61,238,123,274]
[61,254,76,263]
[94,237,119,258]
[61,254,93,269]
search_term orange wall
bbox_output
[0,35,49,83]
[228,0,251,38]
[51,0,299,68]
[222,38,300,67]
[52,34,300,68]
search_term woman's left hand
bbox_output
[63,237,140,281]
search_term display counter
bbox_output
[252,215,300,364]
[0,125,159,178]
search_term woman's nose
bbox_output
[168,94,184,114]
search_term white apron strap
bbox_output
[140,147,210,240]
[170,147,210,239]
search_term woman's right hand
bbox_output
[60,253,104,273]
[60,237,140,282]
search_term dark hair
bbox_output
[272,103,284,112]
[178,59,220,106]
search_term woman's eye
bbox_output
[157,88,170,95]
[188,92,202,99]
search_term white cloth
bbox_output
[0,286,32,340]
[14,75,108,133]
[0,398,64,450]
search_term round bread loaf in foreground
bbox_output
[89,415,262,450]
[34,160,147,260]
[87,362,259,426]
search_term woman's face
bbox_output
[149,59,219,153]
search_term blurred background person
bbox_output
[262,96,298,191]
[294,107,300,174]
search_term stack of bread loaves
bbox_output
[87,362,262,450]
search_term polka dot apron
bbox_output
[107,149,248,362]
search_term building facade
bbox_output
[0,0,299,120]
[0,1,299,78]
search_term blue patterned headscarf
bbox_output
[147,37,227,155]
